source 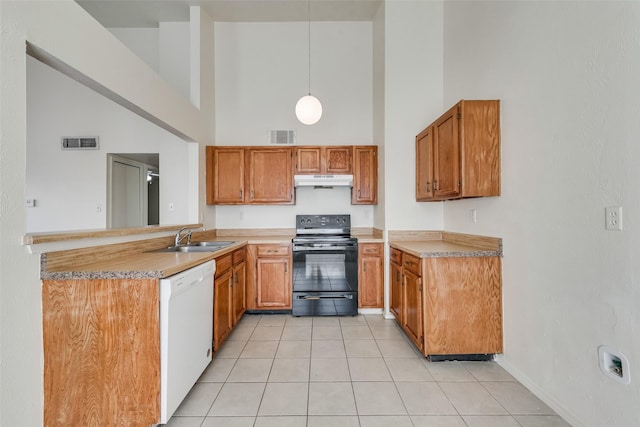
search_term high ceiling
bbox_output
[76,0,384,27]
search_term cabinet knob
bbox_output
[426,181,431,192]
[433,180,438,191]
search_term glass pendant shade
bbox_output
[295,94,323,125]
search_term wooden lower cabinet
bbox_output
[214,247,247,351]
[231,248,247,324]
[389,246,503,357]
[42,278,160,426]
[389,248,403,322]
[247,244,292,310]
[358,243,384,309]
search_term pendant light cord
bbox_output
[307,0,311,96]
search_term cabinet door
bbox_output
[325,146,352,174]
[232,261,246,326]
[416,127,434,201]
[247,148,294,204]
[352,146,378,204]
[403,269,424,352]
[294,147,322,174]
[358,243,383,308]
[214,269,233,351]
[433,104,461,199]
[208,147,245,204]
[256,257,292,308]
[390,261,403,321]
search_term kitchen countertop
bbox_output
[41,236,294,280]
[389,240,501,258]
[388,231,502,258]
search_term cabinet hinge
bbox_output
[419,284,423,292]
[458,179,461,188]
[456,112,461,119]
[420,336,424,344]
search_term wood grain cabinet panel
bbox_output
[207,146,245,204]
[214,248,247,351]
[43,278,160,426]
[358,243,384,309]
[352,146,378,204]
[247,244,292,310]
[424,256,503,355]
[389,249,403,322]
[232,248,247,325]
[247,148,294,204]
[294,146,352,174]
[389,246,503,358]
[207,146,294,205]
[416,100,500,201]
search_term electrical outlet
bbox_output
[470,209,477,224]
[605,206,623,231]
[169,203,174,212]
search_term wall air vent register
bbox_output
[269,130,295,145]
[61,137,99,150]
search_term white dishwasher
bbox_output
[159,260,215,424]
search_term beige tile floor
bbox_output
[163,314,571,427]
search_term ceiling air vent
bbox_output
[269,130,295,145]
[61,137,99,150]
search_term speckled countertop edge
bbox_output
[389,241,502,259]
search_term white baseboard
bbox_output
[495,355,584,427]
[357,308,383,315]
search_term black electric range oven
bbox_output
[292,214,358,316]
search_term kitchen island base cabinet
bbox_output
[389,247,503,358]
[43,278,160,426]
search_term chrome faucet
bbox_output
[174,227,192,246]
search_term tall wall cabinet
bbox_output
[416,100,500,201]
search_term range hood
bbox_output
[294,174,353,187]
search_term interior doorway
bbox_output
[107,153,159,228]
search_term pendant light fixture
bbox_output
[295,0,322,125]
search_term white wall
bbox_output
[213,21,375,228]
[109,27,159,71]
[443,2,640,426]
[383,0,444,231]
[159,22,191,100]
[27,57,191,232]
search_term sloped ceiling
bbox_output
[76,0,383,27]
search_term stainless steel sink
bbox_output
[149,241,236,253]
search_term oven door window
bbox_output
[293,250,358,293]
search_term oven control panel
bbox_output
[296,214,351,229]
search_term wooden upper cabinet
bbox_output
[433,104,461,199]
[247,147,294,204]
[207,146,244,204]
[325,147,352,173]
[352,146,378,204]
[416,127,434,201]
[207,146,294,205]
[416,100,500,201]
[294,146,352,174]
[294,147,322,174]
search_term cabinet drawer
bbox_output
[215,254,232,277]
[402,253,421,275]
[257,245,290,257]
[233,247,247,264]
[390,248,402,265]
[360,243,382,256]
